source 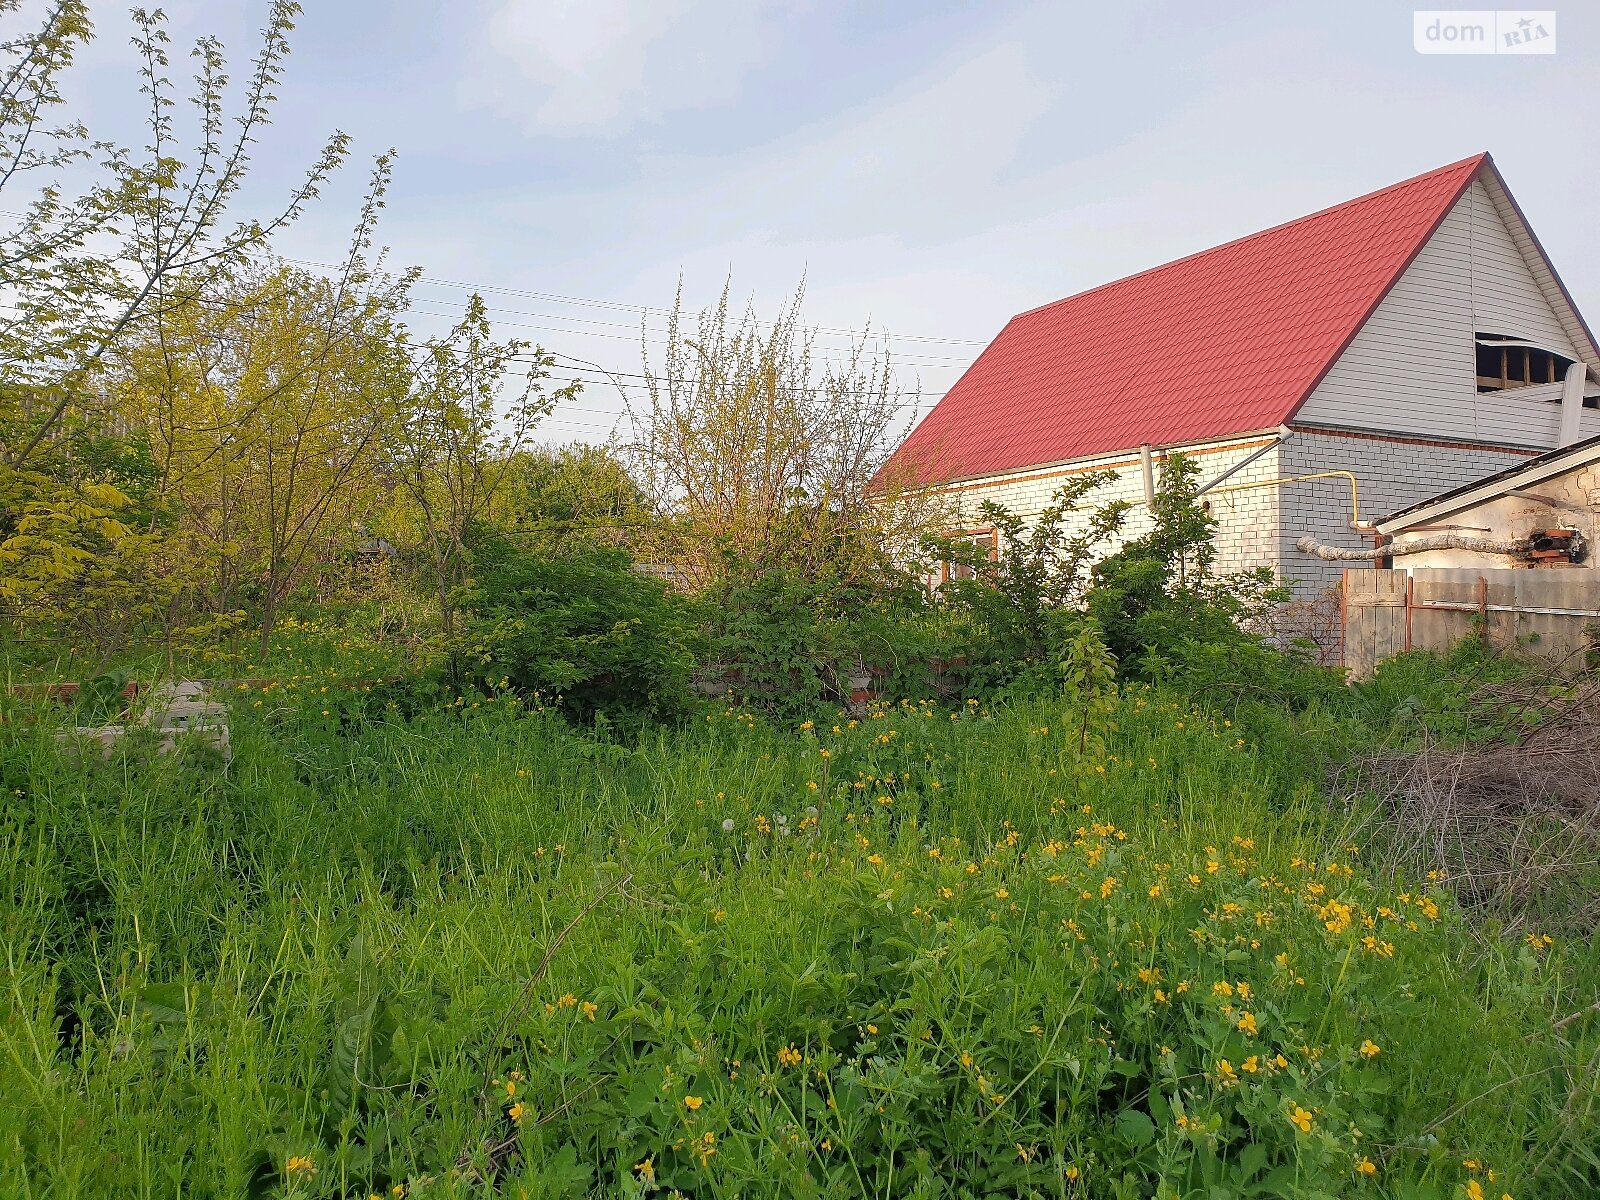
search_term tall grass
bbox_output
[0,679,1594,1198]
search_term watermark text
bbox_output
[1414,10,1556,53]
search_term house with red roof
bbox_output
[881,154,1600,597]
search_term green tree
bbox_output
[0,1,370,643]
[501,443,651,552]
[1,2,349,466]
[382,295,573,640]
[112,166,416,652]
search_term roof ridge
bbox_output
[1013,153,1489,323]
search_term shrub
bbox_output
[702,553,938,718]
[930,471,1128,696]
[451,537,700,724]
[1087,455,1284,671]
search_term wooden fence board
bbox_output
[1342,568,1600,676]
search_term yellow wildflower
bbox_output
[285,1155,316,1179]
[684,1095,704,1111]
[1288,1105,1314,1134]
[1360,1039,1381,1059]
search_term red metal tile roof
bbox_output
[882,154,1488,486]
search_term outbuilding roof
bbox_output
[1375,431,1600,532]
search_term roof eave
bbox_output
[917,426,1288,490]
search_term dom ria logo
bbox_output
[1414,10,1556,53]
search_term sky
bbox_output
[51,0,1600,445]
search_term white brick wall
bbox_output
[933,429,1539,601]
[940,435,1283,583]
[1277,428,1533,596]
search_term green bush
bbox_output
[703,560,939,718]
[451,537,700,724]
[930,471,1128,698]
[1086,455,1287,679]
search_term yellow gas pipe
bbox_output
[1201,470,1370,531]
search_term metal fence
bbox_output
[1342,568,1600,677]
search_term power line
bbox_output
[393,333,949,412]
[0,207,991,349]
[403,297,979,368]
[258,251,990,348]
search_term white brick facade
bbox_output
[942,434,1285,583]
[936,428,1537,601]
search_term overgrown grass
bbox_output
[2,610,416,688]
[0,672,1595,1198]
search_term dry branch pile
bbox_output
[1339,676,1600,931]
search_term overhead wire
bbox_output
[0,219,964,439]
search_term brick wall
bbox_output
[932,428,1540,601]
[1277,428,1535,596]
[940,436,1284,580]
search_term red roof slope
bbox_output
[884,154,1488,485]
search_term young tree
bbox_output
[1,1,349,468]
[626,280,946,589]
[109,148,416,653]
[383,295,575,639]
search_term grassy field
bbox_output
[1,662,1596,1198]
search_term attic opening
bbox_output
[1474,332,1577,396]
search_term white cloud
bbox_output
[463,0,797,134]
